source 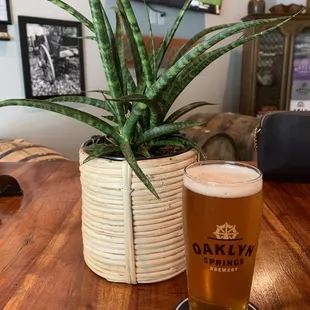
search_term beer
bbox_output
[182,161,263,310]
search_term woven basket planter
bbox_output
[79,146,197,284]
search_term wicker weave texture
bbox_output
[79,148,197,284]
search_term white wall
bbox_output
[0,0,249,160]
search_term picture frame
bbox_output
[0,0,11,25]
[190,0,222,14]
[131,0,222,15]
[18,16,85,99]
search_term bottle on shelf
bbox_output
[248,0,266,15]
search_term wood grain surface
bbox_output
[0,162,309,310]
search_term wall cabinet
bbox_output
[239,14,310,116]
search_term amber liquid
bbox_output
[182,187,263,310]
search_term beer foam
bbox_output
[184,164,262,198]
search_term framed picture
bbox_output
[190,0,222,14]
[0,0,11,24]
[18,16,85,99]
[131,0,222,14]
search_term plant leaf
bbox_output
[103,115,117,122]
[169,23,237,66]
[121,94,163,138]
[151,137,206,159]
[47,0,95,32]
[77,36,97,41]
[101,3,125,97]
[135,121,204,146]
[100,93,120,117]
[145,3,156,78]
[108,94,152,102]
[133,120,144,143]
[122,103,145,141]
[116,0,144,87]
[148,16,291,99]
[137,146,151,159]
[120,142,159,199]
[101,3,117,53]
[113,6,136,95]
[89,0,125,126]
[46,95,113,112]
[114,5,126,93]
[156,0,192,70]
[139,109,150,132]
[87,90,111,96]
[108,94,162,123]
[122,15,296,138]
[163,17,293,110]
[124,99,162,131]
[83,145,121,164]
[118,0,153,87]
[165,101,216,123]
[100,115,119,128]
[0,99,123,144]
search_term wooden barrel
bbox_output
[183,129,237,161]
[0,139,69,162]
[186,112,259,161]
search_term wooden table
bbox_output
[0,162,309,310]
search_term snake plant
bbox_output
[0,0,297,198]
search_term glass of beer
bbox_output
[182,161,263,310]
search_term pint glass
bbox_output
[182,161,263,310]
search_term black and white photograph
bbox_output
[18,16,85,99]
[0,0,11,24]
